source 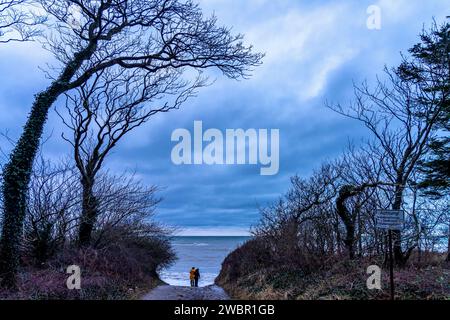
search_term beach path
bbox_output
[142,285,230,300]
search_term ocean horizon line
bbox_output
[172,227,252,237]
[172,235,252,238]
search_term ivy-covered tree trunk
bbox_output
[78,177,99,247]
[0,44,97,287]
[0,84,66,287]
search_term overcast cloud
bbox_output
[0,0,448,235]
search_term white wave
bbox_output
[174,242,209,247]
[160,271,217,287]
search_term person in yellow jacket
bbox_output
[189,267,196,287]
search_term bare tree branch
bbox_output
[0,0,46,43]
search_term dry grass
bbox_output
[217,243,450,300]
[0,242,173,300]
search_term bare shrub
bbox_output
[18,157,175,280]
[23,157,80,265]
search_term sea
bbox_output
[160,236,250,287]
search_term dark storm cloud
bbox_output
[0,0,448,235]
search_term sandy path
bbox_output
[142,285,230,300]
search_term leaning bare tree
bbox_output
[332,148,385,259]
[329,21,449,265]
[0,0,263,286]
[59,67,204,246]
[330,66,446,265]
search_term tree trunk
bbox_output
[0,42,97,287]
[78,177,99,247]
[335,218,342,255]
[344,224,356,259]
[357,208,363,257]
[0,84,66,287]
[336,187,356,260]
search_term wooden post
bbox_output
[388,230,395,300]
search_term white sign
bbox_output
[376,210,404,230]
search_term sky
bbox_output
[0,0,448,236]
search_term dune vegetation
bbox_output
[217,21,450,300]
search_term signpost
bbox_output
[376,210,404,300]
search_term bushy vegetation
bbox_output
[217,237,449,300]
[0,0,262,288]
[0,157,175,299]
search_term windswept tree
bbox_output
[255,164,338,239]
[397,21,449,262]
[329,22,448,264]
[333,148,385,259]
[0,0,263,286]
[401,22,450,198]
[253,164,339,267]
[59,67,204,246]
